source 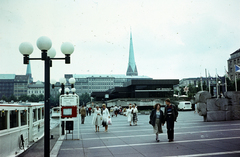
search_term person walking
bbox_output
[132,104,138,125]
[89,107,92,116]
[86,106,89,116]
[126,105,133,126]
[114,105,118,117]
[80,106,86,124]
[150,103,164,142]
[102,104,111,132]
[110,106,114,117]
[164,98,178,142]
[92,105,102,132]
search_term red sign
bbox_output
[61,106,77,118]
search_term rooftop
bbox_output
[0,74,16,80]
[72,74,151,79]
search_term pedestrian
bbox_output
[89,107,92,116]
[102,104,111,132]
[110,106,114,117]
[86,106,89,116]
[80,105,86,124]
[126,104,133,126]
[114,105,118,117]
[149,103,165,142]
[164,98,178,142]
[132,104,138,125]
[92,105,102,132]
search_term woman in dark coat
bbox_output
[149,103,165,142]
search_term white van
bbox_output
[178,101,192,110]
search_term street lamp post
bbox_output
[19,36,74,157]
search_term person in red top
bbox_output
[88,107,92,116]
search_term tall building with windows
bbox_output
[228,48,240,80]
[64,74,152,96]
[14,75,29,98]
[0,74,15,98]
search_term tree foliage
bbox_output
[79,92,91,106]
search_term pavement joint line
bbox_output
[76,125,240,135]
[79,128,240,140]
[60,136,240,150]
[77,123,240,132]
[164,150,240,157]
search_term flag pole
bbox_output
[235,74,237,91]
[224,66,227,92]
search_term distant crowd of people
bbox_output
[79,98,178,142]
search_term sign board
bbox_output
[61,96,77,106]
[61,106,78,118]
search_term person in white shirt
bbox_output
[126,104,133,126]
[92,105,102,132]
[110,106,114,117]
[132,104,138,125]
[102,104,111,132]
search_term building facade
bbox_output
[14,75,29,98]
[0,74,15,99]
[27,81,44,96]
[64,74,152,96]
[228,48,240,80]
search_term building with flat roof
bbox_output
[0,74,15,98]
[91,79,179,101]
[64,74,152,96]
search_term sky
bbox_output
[0,0,240,82]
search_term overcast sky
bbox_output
[0,0,240,82]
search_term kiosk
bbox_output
[59,94,80,140]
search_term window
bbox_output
[0,111,8,130]
[20,110,27,126]
[38,108,41,120]
[10,110,19,128]
[33,109,37,122]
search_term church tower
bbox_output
[126,30,138,76]
[26,61,33,83]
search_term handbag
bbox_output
[102,121,106,126]
[107,118,112,125]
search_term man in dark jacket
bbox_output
[164,98,178,142]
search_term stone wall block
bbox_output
[195,91,211,103]
[232,105,240,120]
[197,103,207,116]
[207,99,220,111]
[206,111,226,122]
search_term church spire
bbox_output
[26,61,33,83]
[126,29,138,76]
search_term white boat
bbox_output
[0,102,44,157]
[51,107,61,118]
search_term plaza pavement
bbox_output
[51,111,240,157]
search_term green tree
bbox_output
[18,94,30,102]
[29,94,39,102]
[1,95,8,102]
[9,94,17,102]
[203,81,208,91]
[79,92,91,105]
[38,94,44,101]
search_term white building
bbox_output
[27,81,44,96]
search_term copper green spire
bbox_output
[126,30,138,76]
[26,60,33,83]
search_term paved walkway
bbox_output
[52,111,240,157]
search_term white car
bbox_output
[178,101,192,110]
